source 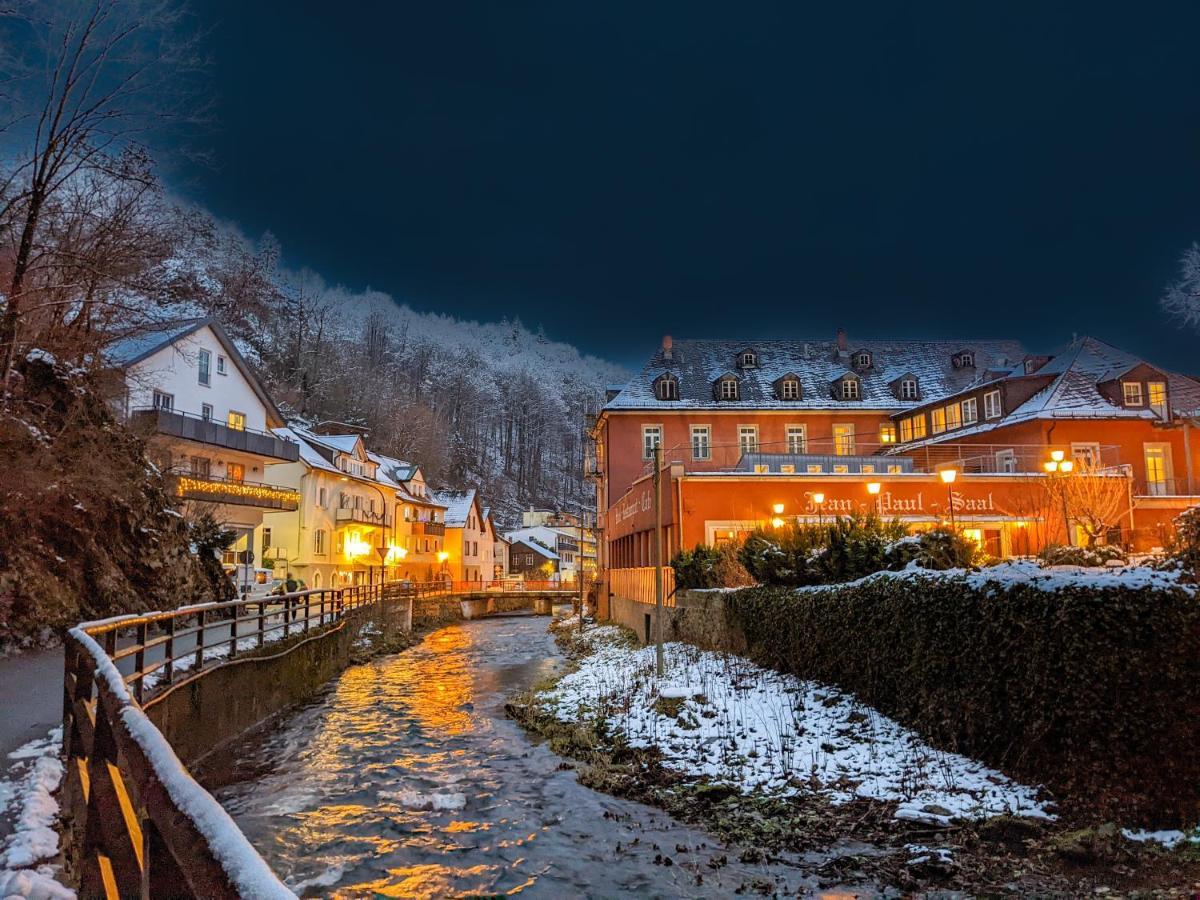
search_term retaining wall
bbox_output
[608,589,745,653]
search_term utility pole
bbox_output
[653,444,664,677]
[578,511,585,636]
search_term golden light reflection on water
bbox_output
[337,863,501,899]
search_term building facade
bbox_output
[107,318,301,580]
[592,333,1200,572]
[508,537,560,580]
[433,489,497,582]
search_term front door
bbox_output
[1143,443,1174,496]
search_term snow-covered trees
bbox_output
[1161,242,1200,331]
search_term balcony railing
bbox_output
[168,472,299,510]
[132,408,299,462]
[409,520,446,536]
[335,505,391,527]
[1135,477,1200,498]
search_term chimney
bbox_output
[661,335,673,360]
[836,327,848,352]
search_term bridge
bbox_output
[59,579,578,898]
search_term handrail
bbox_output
[130,405,285,441]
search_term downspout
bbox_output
[676,472,685,556]
[1184,420,1195,495]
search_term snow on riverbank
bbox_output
[543,631,1054,825]
[0,728,74,899]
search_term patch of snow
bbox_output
[659,685,703,699]
[1121,828,1199,849]
[0,728,73,898]
[544,634,1054,824]
[24,350,56,365]
[904,844,954,867]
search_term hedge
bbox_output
[727,572,1200,826]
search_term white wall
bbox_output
[125,325,270,432]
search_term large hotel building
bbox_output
[590,331,1200,575]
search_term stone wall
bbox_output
[607,589,745,653]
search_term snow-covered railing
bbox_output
[59,583,407,898]
[609,567,676,607]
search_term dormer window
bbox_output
[775,375,801,401]
[718,376,739,401]
[900,378,918,400]
[653,373,679,401]
[840,378,860,400]
[953,351,976,369]
[852,350,872,370]
[738,349,758,369]
[1122,381,1143,406]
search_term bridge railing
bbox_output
[61,582,403,898]
[609,567,677,608]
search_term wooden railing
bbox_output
[61,583,405,898]
[609,567,677,608]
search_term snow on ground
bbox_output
[0,728,74,899]
[1121,828,1200,850]
[543,633,1055,825]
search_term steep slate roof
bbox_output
[107,317,288,427]
[605,338,1027,411]
[431,489,477,526]
[510,537,559,561]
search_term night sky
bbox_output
[187,1,1200,371]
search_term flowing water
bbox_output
[212,613,879,898]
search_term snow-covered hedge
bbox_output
[726,566,1200,826]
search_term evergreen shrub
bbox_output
[728,573,1200,824]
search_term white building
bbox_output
[107,318,300,573]
[504,525,580,582]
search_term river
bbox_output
[211,613,878,898]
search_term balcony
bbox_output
[169,472,299,510]
[410,520,446,536]
[335,504,391,527]
[1135,477,1200,499]
[133,408,299,462]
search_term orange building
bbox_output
[591,333,1200,571]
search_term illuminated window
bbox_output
[780,464,795,474]
[931,407,946,434]
[227,410,246,431]
[983,390,1002,419]
[227,462,245,483]
[833,464,849,474]
[1148,381,1167,419]
[962,397,978,425]
[832,424,855,455]
[945,403,962,430]
[786,425,807,454]
[861,464,875,473]
[879,423,896,444]
[807,464,823,473]
[642,425,662,459]
[691,425,711,460]
[754,464,769,473]
[912,416,927,439]
[887,464,903,474]
[900,418,914,443]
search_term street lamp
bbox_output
[437,550,449,586]
[865,481,881,516]
[812,492,825,526]
[1043,453,1075,543]
[772,502,785,515]
[939,468,958,529]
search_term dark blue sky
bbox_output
[187,1,1200,370]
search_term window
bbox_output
[996,449,1017,473]
[912,415,927,439]
[833,464,849,474]
[201,403,213,421]
[954,351,975,368]
[806,464,823,473]
[778,378,800,400]
[879,423,896,445]
[654,375,679,401]
[944,403,962,430]
[1148,381,1168,419]
[190,456,210,477]
[1071,442,1101,470]
[719,377,739,400]
[739,350,758,368]
[152,390,174,411]
[853,351,872,369]
[262,527,272,556]
[785,425,807,454]
[962,397,978,425]
[841,379,860,400]
[642,425,663,459]
[227,410,246,431]
[1122,382,1143,406]
[861,464,875,474]
[198,349,211,386]
[737,426,758,456]
[931,407,946,434]
[887,464,903,474]
[314,529,327,555]
[690,426,711,460]
[900,418,914,443]
[319,487,327,507]
[983,390,1002,419]
[753,464,770,474]
[780,464,795,474]
[900,378,918,400]
[227,462,245,483]
[217,355,227,375]
[1143,443,1173,496]
[832,424,855,456]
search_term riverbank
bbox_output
[508,616,1200,895]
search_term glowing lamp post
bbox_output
[771,502,785,529]
[1043,452,1075,544]
[866,481,881,516]
[813,492,825,526]
[437,550,450,586]
[939,468,958,529]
